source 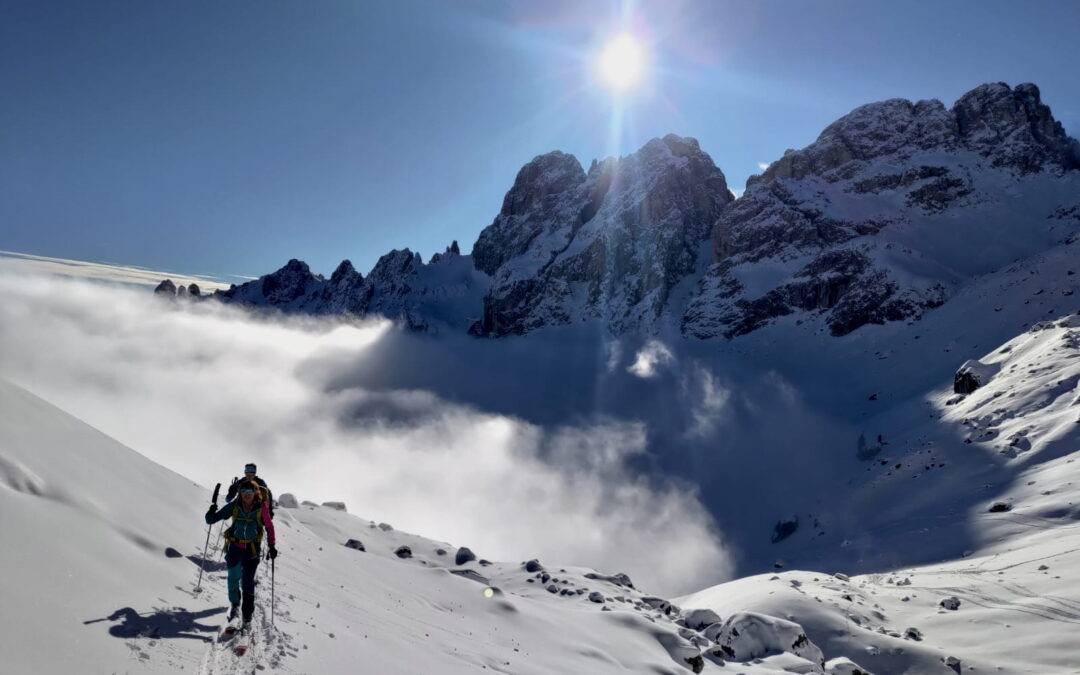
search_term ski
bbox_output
[233,624,251,656]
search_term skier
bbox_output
[205,477,278,626]
[226,463,274,518]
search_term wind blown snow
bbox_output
[627,339,675,378]
[0,270,731,595]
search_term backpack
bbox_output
[223,499,266,557]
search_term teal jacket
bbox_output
[206,499,276,546]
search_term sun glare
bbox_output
[597,33,646,92]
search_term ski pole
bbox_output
[270,556,275,627]
[195,483,221,593]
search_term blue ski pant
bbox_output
[225,543,261,620]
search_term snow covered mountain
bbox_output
[683,82,1080,339]
[158,82,1079,343]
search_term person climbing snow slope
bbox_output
[205,477,278,626]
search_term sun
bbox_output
[596,33,646,92]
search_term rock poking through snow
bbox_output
[682,608,722,631]
[712,611,825,667]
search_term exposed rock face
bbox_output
[713,611,825,667]
[683,82,1079,339]
[473,135,734,336]
[154,279,176,296]
[954,359,997,394]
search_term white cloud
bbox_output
[684,365,732,438]
[0,250,230,290]
[0,269,731,595]
[757,162,770,171]
[627,339,675,378]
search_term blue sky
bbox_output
[2,0,1078,281]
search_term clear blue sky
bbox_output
[2,0,1078,281]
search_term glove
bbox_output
[268,545,278,560]
[205,505,217,519]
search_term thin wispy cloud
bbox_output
[0,250,230,290]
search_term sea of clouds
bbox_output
[0,269,738,595]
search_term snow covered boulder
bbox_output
[587,591,605,603]
[713,611,824,668]
[825,656,874,675]
[939,596,961,610]
[583,571,634,588]
[524,559,543,573]
[277,493,299,508]
[321,501,347,511]
[954,359,997,394]
[683,608,722,631]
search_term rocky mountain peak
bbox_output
[473,134,734,336]
[368,249,420,284]
[330,259,360,285]
[473,152,587,276]
[952,82,1080,172]
[757,82,1077,185]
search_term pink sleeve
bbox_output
[262,502,276,545]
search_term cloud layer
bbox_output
[0,270,731,595]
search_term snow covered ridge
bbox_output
[155,82,1080,339]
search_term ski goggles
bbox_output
[240,488,255,495]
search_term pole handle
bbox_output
[211,482,221,506]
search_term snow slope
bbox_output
[4,311,1079,673]
[0,377,844,674]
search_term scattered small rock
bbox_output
[344,539,365,552]
[394,546,412,559]
[321,501,347,511]
[939,596,961,610]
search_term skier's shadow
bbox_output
[84,606,225,642]
[186,553,227,572]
